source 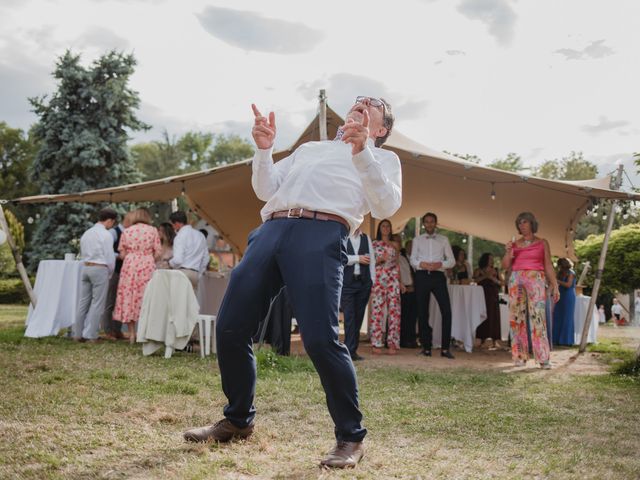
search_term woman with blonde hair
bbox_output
[502,212,559,368]
[113,208,162,343]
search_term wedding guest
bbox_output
[340,227,375,361]
[101,211,133,340]
[474,253,502,348]
[113,208,162,344]
[451,245,472,284]
[411,212,456,359]
[399,241,418,348]
[611,298,623,326]
[169,211,210,292]
[370,219,403,355]
[74,208,117,342]
[156,222,175,269]
[552,258,576,346]
[598,305,606,324]
[502,212,559,368]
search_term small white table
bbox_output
[573,295,598,344]
[428,285,487,352]
[25,260,84,338]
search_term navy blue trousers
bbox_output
[340,279,371,356]
[215,218,367,442]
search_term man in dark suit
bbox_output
[341,228,375,361]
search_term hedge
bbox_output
[0,279,31,305]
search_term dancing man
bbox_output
[183,96,401,468]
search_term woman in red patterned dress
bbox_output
[370,219,405,355]
[113,208,162,343]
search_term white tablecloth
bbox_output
[138,269,200,357]
[498,293,599,345]
[197,272,230,315]
[428,285,487,352]
[573,295,598,344]
[25,260,84,338]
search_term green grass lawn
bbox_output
[1,304,639,479]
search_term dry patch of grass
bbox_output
[1,304,639,479]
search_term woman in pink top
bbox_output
[113,208,162,343]
[502,212,559,369]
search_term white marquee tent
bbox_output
[13,105,640,260]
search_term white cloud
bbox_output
[196,6,324,54]
[555,39,615,61]
[581,116,630,136]
[74,26,130,52]
[457,0,517,46]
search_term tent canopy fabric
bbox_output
[13,106,639,259]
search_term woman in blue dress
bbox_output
[552,258,576,346]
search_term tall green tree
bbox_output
[531,151,598,181]
[132,131,253,180]
[208,134,254,168]
[575,224,640,295]
[487,153,524,172]
[132,130,183,181]
[27,50,148,268]
[179,131,214,172]
[0,122,38,201]
[0,122,40,240]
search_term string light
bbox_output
[490,183,496,200]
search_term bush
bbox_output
[613,355,640,379]
[0,279,30,304]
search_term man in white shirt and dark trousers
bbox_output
[410,212,456,359]
[341,229,375,361]
[169,211,210,292]
[102,212,131,340]
[183,97,401,469]
[73,208,117,342]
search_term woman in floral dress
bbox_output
[502,212,559,368]
[370,219,405,354]
[113,208,162,343]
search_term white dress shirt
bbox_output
[252,138,402,234]
[169,225,210,274]
[79,222,116,274]
[346,233,376,279]
[410,232,455,272]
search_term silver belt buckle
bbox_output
[287,208,303,218]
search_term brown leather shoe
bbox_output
[320,440,364,468]
[183,418,254,443]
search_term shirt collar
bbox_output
[425,231,437,239]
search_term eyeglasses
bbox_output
[355,96,385,110]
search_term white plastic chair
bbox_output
[198,314,216,358]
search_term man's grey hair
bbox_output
[376,98,394,147]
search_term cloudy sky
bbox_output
[1,0,638,187]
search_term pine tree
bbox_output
[27,50,148,268]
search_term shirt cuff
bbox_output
[347,254,360,266]
[254,146,274,163]
[351,145,377,172]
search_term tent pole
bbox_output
[318,89,328,141]
[0,201,37,307]
[578,164,624,353]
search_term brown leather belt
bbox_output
[269,208,350,231]
[84,262,107,268]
